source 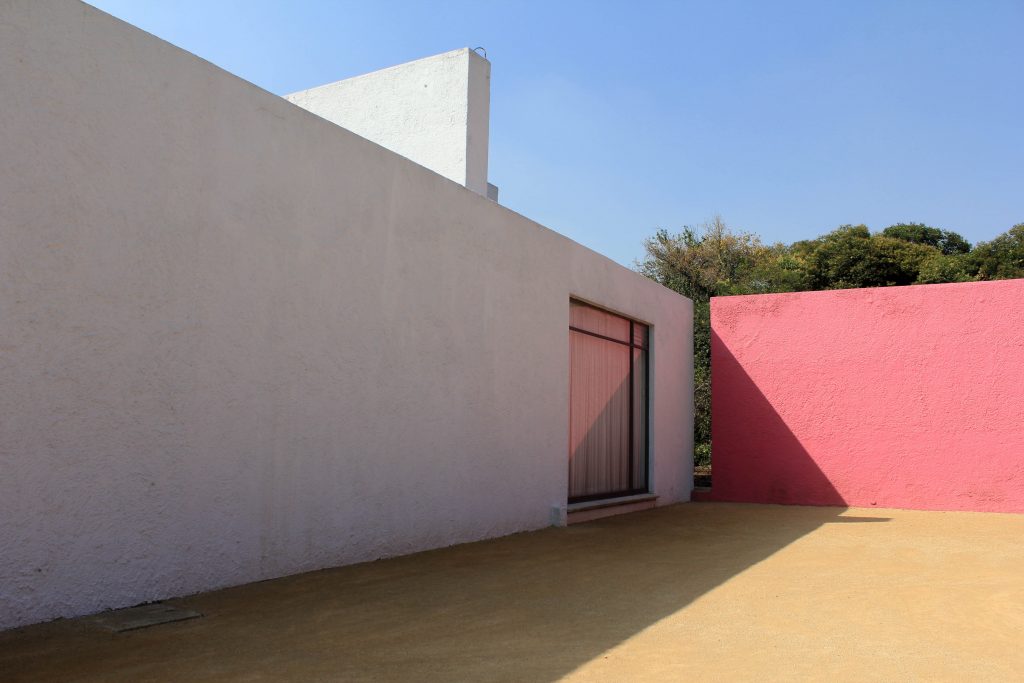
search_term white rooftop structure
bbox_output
[287,48,497,200]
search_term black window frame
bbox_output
[568,300,650,504]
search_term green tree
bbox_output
[966,224,1024,280]
[882,223,971,255]
[638,216,790,467]
[915,252,971,284]
[801,225,938,289]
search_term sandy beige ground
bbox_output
[3,503,1023,682]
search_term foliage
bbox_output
[639,216,792,467]
[637,218,1023,469]
[638,216,772,301]
[797,225,946,289]
[966,224,1024,280]
[916,253,971,284]
[881,223,971,255]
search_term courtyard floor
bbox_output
[2,502,1023,681]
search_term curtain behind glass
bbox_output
[570,299,631,342]
[569,330,631,498]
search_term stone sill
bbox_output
[567,493,658,525]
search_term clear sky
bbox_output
[87,0,1022,266]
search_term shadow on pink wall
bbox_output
[709,329,845,506]
[706,281,1024,513]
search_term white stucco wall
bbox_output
[286,48,491,196]
[0,0,693,631]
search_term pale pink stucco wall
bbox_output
[710,280,1024,512]
[0,1,692,630]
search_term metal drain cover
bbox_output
[91,603,202,632]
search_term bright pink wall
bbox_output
[710,279,1024,512]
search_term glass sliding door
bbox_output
[568,300,649,502]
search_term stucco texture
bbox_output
[710,280,1024,511]
[286,48,491,196]
[0,0,692,630]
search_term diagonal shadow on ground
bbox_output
[0,333,890,681]
[0,505,891,682]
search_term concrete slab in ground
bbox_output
[2,503,1023,681]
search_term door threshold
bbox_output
[567,493,658,524]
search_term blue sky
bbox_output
[88,0,1022,266]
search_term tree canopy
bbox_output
[881,223,971,255]
[967,224,1024,280]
